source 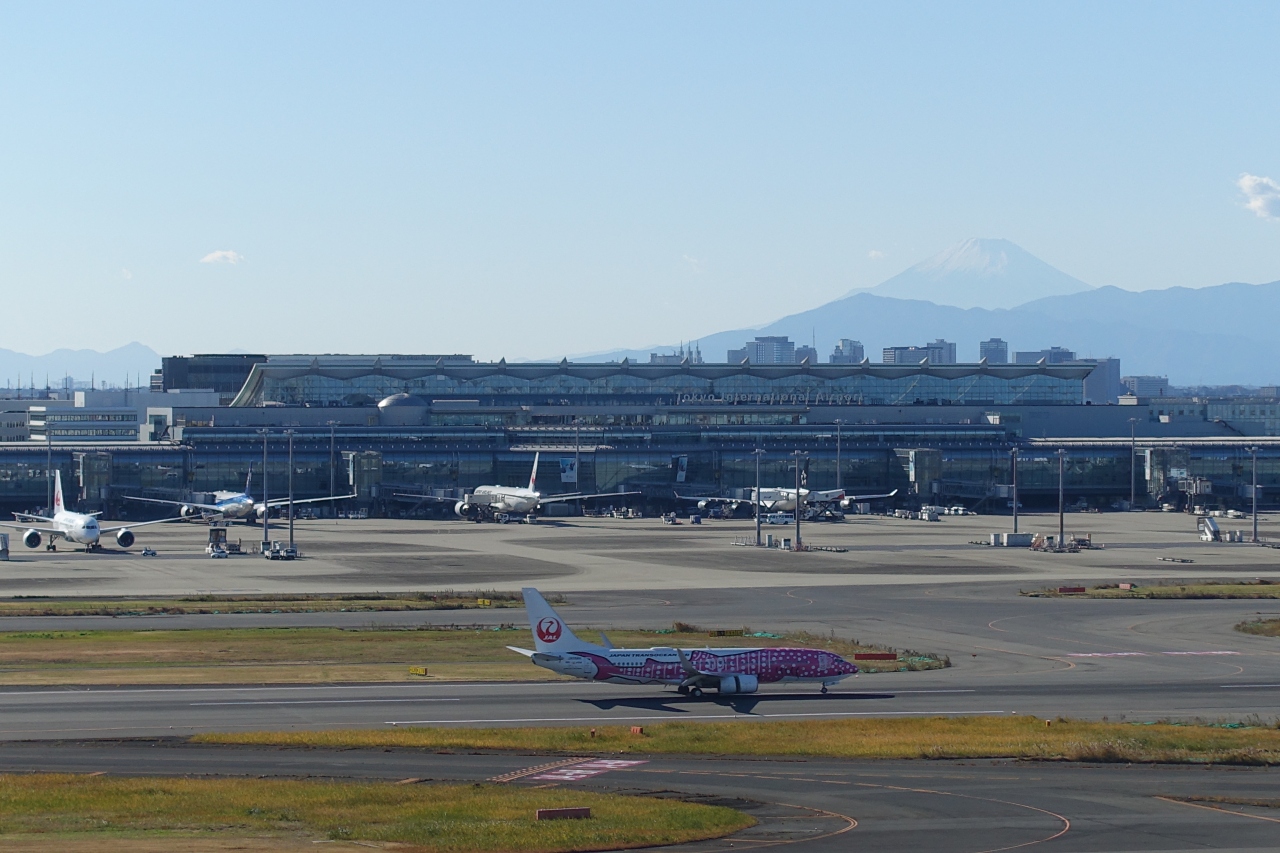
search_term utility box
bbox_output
[992,532,1033,547]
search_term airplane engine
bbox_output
[717,674,759,694]
[22,529,41,549]
[180,504,196,517]
[454,501,474,518]
[115,529,135,548]
[697,500,712,512]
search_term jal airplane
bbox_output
[508,588,859,696]
[677,487,897,514]
[1,471,179,551]
[126,467,355,523]
[412,453,637,521]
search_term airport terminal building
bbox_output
[0,353,1276,517]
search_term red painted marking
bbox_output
[536,617,562,643]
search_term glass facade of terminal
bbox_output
[233,360,1092,411]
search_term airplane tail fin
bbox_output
[245,464,253,496]
[53,469,64,514]
[528,452,540,492]
[522,587,601,655]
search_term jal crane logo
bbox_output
[536,617,563,643]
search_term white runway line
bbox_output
[385,710,1006,725]
[190,698,462,707]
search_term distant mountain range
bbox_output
[0,343,161,390]
[578,240,1280,386]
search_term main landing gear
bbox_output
[677,685,704,698]
[821,686,829,694]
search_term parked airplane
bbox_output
[125,467,356,523]
[402,453,638,521]
[0,471,179,551]
[508,588,859,696]
[676,487,897,515]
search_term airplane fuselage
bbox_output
[532,645,858,689]
[46,510,102,546]
[467,486,541,514]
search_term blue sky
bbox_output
[1,1,1277,360]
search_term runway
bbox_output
[0,740,1276,851]
[0,581,1277,737]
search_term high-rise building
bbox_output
[830,339,865,363]
[727,336,797,364]
[979,338,1008,364]
[1015,346,1076,365]
[882,339,956,365]
[1122,375,1169,397]
[1078,357,1123,403]
[795,345,818,364]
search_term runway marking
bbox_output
[529,759,648,782]
[386,710,1006,725]
[1155,796,1280,824]
[0,683,586,698]
[856,782,1070,852]
[1065,651,1240,657]
[489,757,591,783]
[1219,683,1280,688]
[190,698,462,707]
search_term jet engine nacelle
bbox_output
[115,529,135,548]
[180,504,196,518]
[455,501,474,518]
[697,500,712,511]
[718,674,759,694]
[22,529,41,549]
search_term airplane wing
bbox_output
[0,521,60,534]
[124,495,226,513]
[392,493,457,503]
[672,493,738,505]
[263,493,358,508]
[11,512,54,523]
[100,516,188,534]
[540,491,641,504]
[843,488,898,502]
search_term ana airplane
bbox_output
[404,453,637,521]
[125,467,356,523]
[676,487,898,515]
[508,588,859,696]
[0,471,179,551]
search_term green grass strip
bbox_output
[196,716,1280,765]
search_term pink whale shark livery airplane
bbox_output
[509,588,859,697]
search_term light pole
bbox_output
[793,449,806,552]
[572,418,582,493]
[327,420,338,504]
[752,448,765,547]
[1057,448,1066,549]
[285,429,295,551]
[1250,445,1259,543]
[1010,447,1019,534]
[1128,417,1138,510]
[45,439,52,514]
[258,429,270,552]
[834,419,844,491]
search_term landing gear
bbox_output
[45,543,56,551]
[677,685,689,696]
[689,687,704,699]
[820,686,829,694]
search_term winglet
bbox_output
[599,632,615,650]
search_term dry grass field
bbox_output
[0,774,752,852]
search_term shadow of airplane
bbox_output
[579,692,896,714]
